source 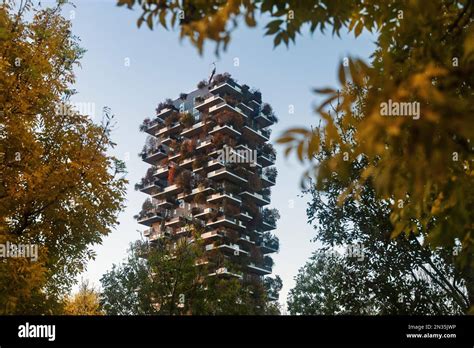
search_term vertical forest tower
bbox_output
[136,73,279,299]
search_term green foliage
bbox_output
[100,230,278,315]
[288,108,469,314]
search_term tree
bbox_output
[288,101,468,314]
[100,228,279,315]
[64,280,103,315]
[0,2,127,314]
[118,0,474,306]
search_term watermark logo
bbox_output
[0,241,38,262]
[55,102,96,119]
[380,99,420,120]
[216,145,257,167]
[18,322,55,342]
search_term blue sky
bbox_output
[51,0,375,310]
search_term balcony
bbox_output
[207,167,248,185]
[209,124,241,137]
[179,186,214,200]
[207,192,242,205]
[261,219,277,231]
[156,107,175,119]
[240,191,270,206]
[165,215,187,227]
[156,122,181,138]
[196,137,212,150]
[180,156,197,169]
[209,82,243,98]
[208,101,247,119]
[155,165,171,178]
[153,183,180,198]
[156,197,178,208]
[148,228,171,242]
[180,120,209,137]
[255,112,275,127]
[195,95,223,111]
[242,125,269,143]
[141,145,167,164]
[201,229,225,239]
[208,267,243,279]
[137,206,164,226]
[239,210,252,221]
[261,172,276,187]
[258,153,276,167]
[206,216,246,230]
[259,235,279,254]
[143,117,164,135]
[194,207,216,219]
[239,233,255,245]
[136,179,161,195]
[247,262,272,275]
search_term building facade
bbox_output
[136,73,279,296]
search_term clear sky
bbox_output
[50,0,375,310]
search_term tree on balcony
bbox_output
[135,166,156,191]
[156,99,175,114]
[163,111,180,127]
[264,275,283,301]
[180,112,194,129]
[211,72,233,87]
[139,117,151,132]
[197,80,207,89]
[167,166,177,185]
[193,155,207,170]
[261,143,276,158]
[179,139,195,159]
[264,167,278,182]
[175,170,193,194]
[262,208,280,226]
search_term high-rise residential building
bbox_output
[136,73,279,299]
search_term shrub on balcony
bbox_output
[211,72,232,87]
[193,155,207,170]
[140,118,151,132]
[175,170,193,194]
[247,172,262,192]
[193,192,207,204]
[264,167,278,182]
[156,99,175,114]
[180,112,194,129]
[251,89,262,103]
[262,208,280,226]
[180,139,195,159]
[261,103,272,116]
[168,166,177,185]
[223,94,240,107]
[261,143,276,157]
[179,93,188,100]
[195,96,204,104]
[164,111,179,127]
[197,80,207,89]
[190,207,201,216]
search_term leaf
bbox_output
[313,87,335,95]
[354,20,364,37]
[276,136,294,144]
[146,14,153,30]
[338,62,346,85]
[297,141,304,162]
[159,10,168,30]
